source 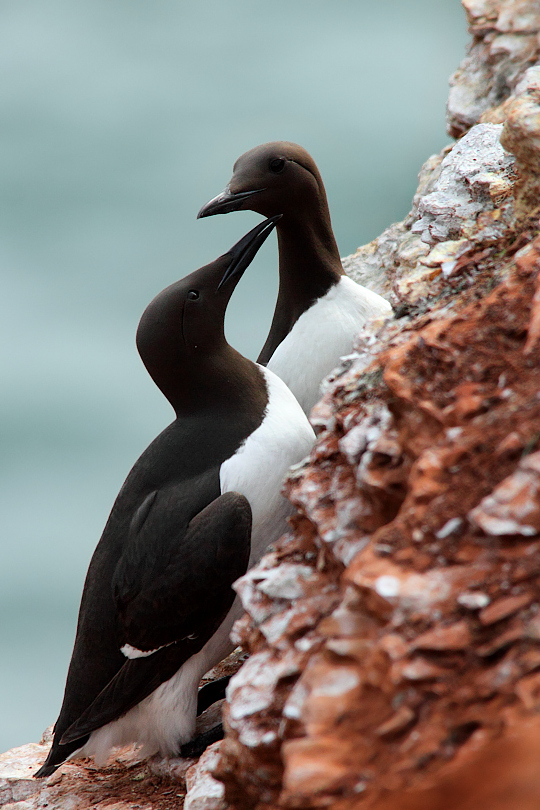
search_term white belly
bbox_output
[80,368,315,762]
[219,365,315,563]
[267,276,392,415]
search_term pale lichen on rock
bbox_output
[448,0,540,137]
[345,120,517,314]
[411,123,516,244]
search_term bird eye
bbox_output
[187,290,199,300]
[269,157,286,174]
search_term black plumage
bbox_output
[36,217,284,777]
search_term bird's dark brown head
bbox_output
[197,141,328,223]
[136,216,280,412]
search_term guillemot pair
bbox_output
[37,143,393,777]
[36,217,315,777]
[198,141,392,415]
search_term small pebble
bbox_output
[458,592,490,610]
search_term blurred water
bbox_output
[0,0,467,753]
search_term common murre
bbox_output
[35,216,315,777]
[198,141,392,415]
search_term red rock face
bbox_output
[216,235,540,809]
[213,17,540,804]
[373,716,540,810]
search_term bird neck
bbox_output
[257,212,343,365]
[145,344,266,420]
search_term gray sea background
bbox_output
[0,0,467,754]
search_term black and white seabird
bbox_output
[198,142,392,415]
[35,217,315,777]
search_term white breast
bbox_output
[267,276,392,415]
[220,365,315,564]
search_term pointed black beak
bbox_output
[197,187,265,218]
[218,215,281,290]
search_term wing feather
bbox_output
[61,490,251,744]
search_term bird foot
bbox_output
[196,675,231,715]
[148,753,194,779]
[179,723,224,759]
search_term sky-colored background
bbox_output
[0,0,468,754]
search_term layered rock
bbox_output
[219,233,540,809]
[214,6,540,810]
[447,0,540,138]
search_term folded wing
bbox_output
[61,490,251,744]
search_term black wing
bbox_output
[60,490,251,745]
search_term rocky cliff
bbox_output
[214,2,540,808]
[3,2,540,808]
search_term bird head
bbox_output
[136,216,280,411]
[197,141,327,222]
